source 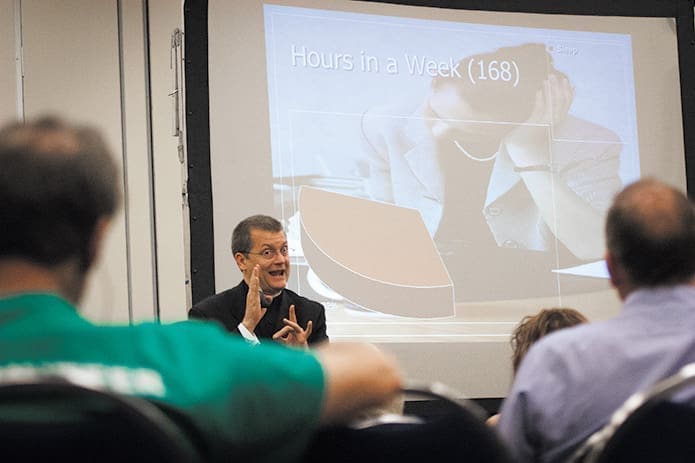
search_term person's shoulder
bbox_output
[283,288,325,311]
[523,318,617,371]
[189,282,246,315]
[116,320,324,385]
[150,320,322,371]
[533,320,595,350]
[195,282,246,306]
[71,319,235,356]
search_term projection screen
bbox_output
[189,0,693,397]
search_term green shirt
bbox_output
[0,293,325,462]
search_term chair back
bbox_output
[0,378,202,463]
[302,381,512,463]
[570,363,695,463]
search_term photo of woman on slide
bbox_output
[361,43,624,300]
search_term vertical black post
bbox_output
[676,0,695,197]
[184,0,216,305]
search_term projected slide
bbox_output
[299,186,454,318]
[206,0,685,397]
[263,4,639,310]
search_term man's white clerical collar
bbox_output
[263,289,283,300]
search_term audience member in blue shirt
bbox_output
[497,178,695,463]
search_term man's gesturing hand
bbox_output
[242,265,269,333]
[273,304,313,348]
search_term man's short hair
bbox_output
[231,215,284,255]
[606,178,695,286]
[0,116,119,269]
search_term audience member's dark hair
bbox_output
[511,308,588,374]
[605,178,695,287]
[0,116,119,270]
[231,215,284,255]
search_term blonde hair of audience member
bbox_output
[487,307,588,426]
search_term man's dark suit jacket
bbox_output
[188,280,329,345]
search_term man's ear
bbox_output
[606,250,631,300]
[85,216,111,270]
[605,251,619,288]
[606,252,634,300]
[233,252,248,272]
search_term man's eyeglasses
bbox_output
[242,246,290,260]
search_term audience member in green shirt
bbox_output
[0,116,402,462]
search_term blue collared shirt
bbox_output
[497,284,695,463]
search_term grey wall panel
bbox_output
[21,0,131,322]
[0,0,19,125]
